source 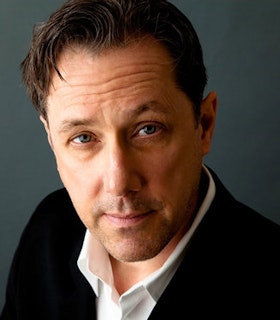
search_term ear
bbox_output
[40,115,54,151]
[199,91,218,155]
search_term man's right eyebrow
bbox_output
[58,119,97,133]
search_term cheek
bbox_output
[55,157,99,229]
[159,133,202,174]
[54,152,101,204]
[149,137,202,200]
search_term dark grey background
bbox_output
[1,0,279,311]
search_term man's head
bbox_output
[21,0,217,263]
[22,0,207,120]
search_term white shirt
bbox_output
[77,165,216,320]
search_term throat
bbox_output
[109,255,164,295]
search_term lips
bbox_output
[104,211,153,227]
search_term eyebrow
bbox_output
[58,118,96,134]
[58,100,171,133]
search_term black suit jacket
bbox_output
[1,169,280,319]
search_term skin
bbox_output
[41,38,217,293]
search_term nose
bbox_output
[103,141,143,196]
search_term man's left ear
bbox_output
[199,91,218,155]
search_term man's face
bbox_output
[43,38,216,263]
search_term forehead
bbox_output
[46,37,186,125]
[50,37,175,90]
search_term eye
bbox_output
[138,124,158,136]
[72,134,93,144]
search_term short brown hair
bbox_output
[21,0,207,119]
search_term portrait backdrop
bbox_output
[1,0,279,310]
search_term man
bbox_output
[1,0,279,319]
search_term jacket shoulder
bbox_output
[1,188,94,318]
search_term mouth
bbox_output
[104,211,154,227]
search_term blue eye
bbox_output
[73,134,92,144]
[139,125,157,136]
